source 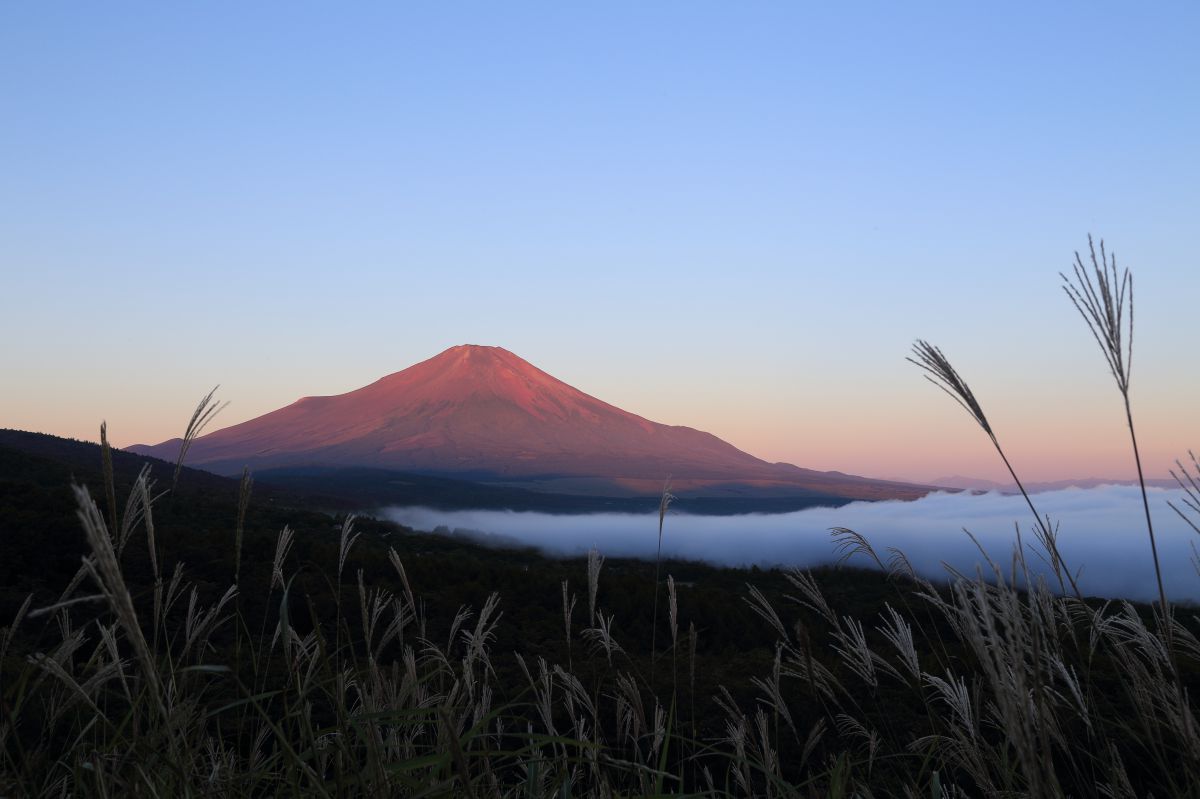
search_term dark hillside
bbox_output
[3,427,1196,795]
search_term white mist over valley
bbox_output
[386,485,1200,602]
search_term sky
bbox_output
[386,485,1200,602]
[2,2,1199,483]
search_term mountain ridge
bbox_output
[924,474,1178,493]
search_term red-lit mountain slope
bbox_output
[129,345,930,501]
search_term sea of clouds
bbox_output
[383,485,1200,602]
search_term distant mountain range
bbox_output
[924,475,1179,493]
[129,345,933,503]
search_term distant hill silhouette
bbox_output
[0,429,855,517]
[926,474,1177,493]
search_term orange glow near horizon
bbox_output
[9,350,1193,487]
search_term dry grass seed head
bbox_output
[1168,450,1200,536]
[561,580,576,644]
[908,340,992,436]
[586,547,604,625]
[337,514,360,580]
[73,484,166,721]
[137,471,160,582]
[271,525,295,590]
[234,467,252,584]
[1061,235,1132,395]
[388,548,417,613]
[783,568,836,625]
[744,584,789,643]
[657,481,674,547]
[173,385,228,489]
[100,421,119,538]
[750,642,798,740]
[832,527,886,571]
[115,464,154,556]
[583,611,623,666]
[877,603,921,682]
[462,592,502,674]
[667,575,678,647]
[885,547,919,582]
[832,615,887,688]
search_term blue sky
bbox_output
[3,2,1198,482]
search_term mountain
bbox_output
[129,345,932,501]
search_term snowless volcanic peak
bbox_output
[129,345,930,500]
[372,344,628,424]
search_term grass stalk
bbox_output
[100,422,119,539]
[909,340,1082,599]
[1061,236,1170,641]
[172,385,227,491]
[650,481,674,686]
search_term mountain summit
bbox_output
[130,345,928,500]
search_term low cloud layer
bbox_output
[384,485,1200,602]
